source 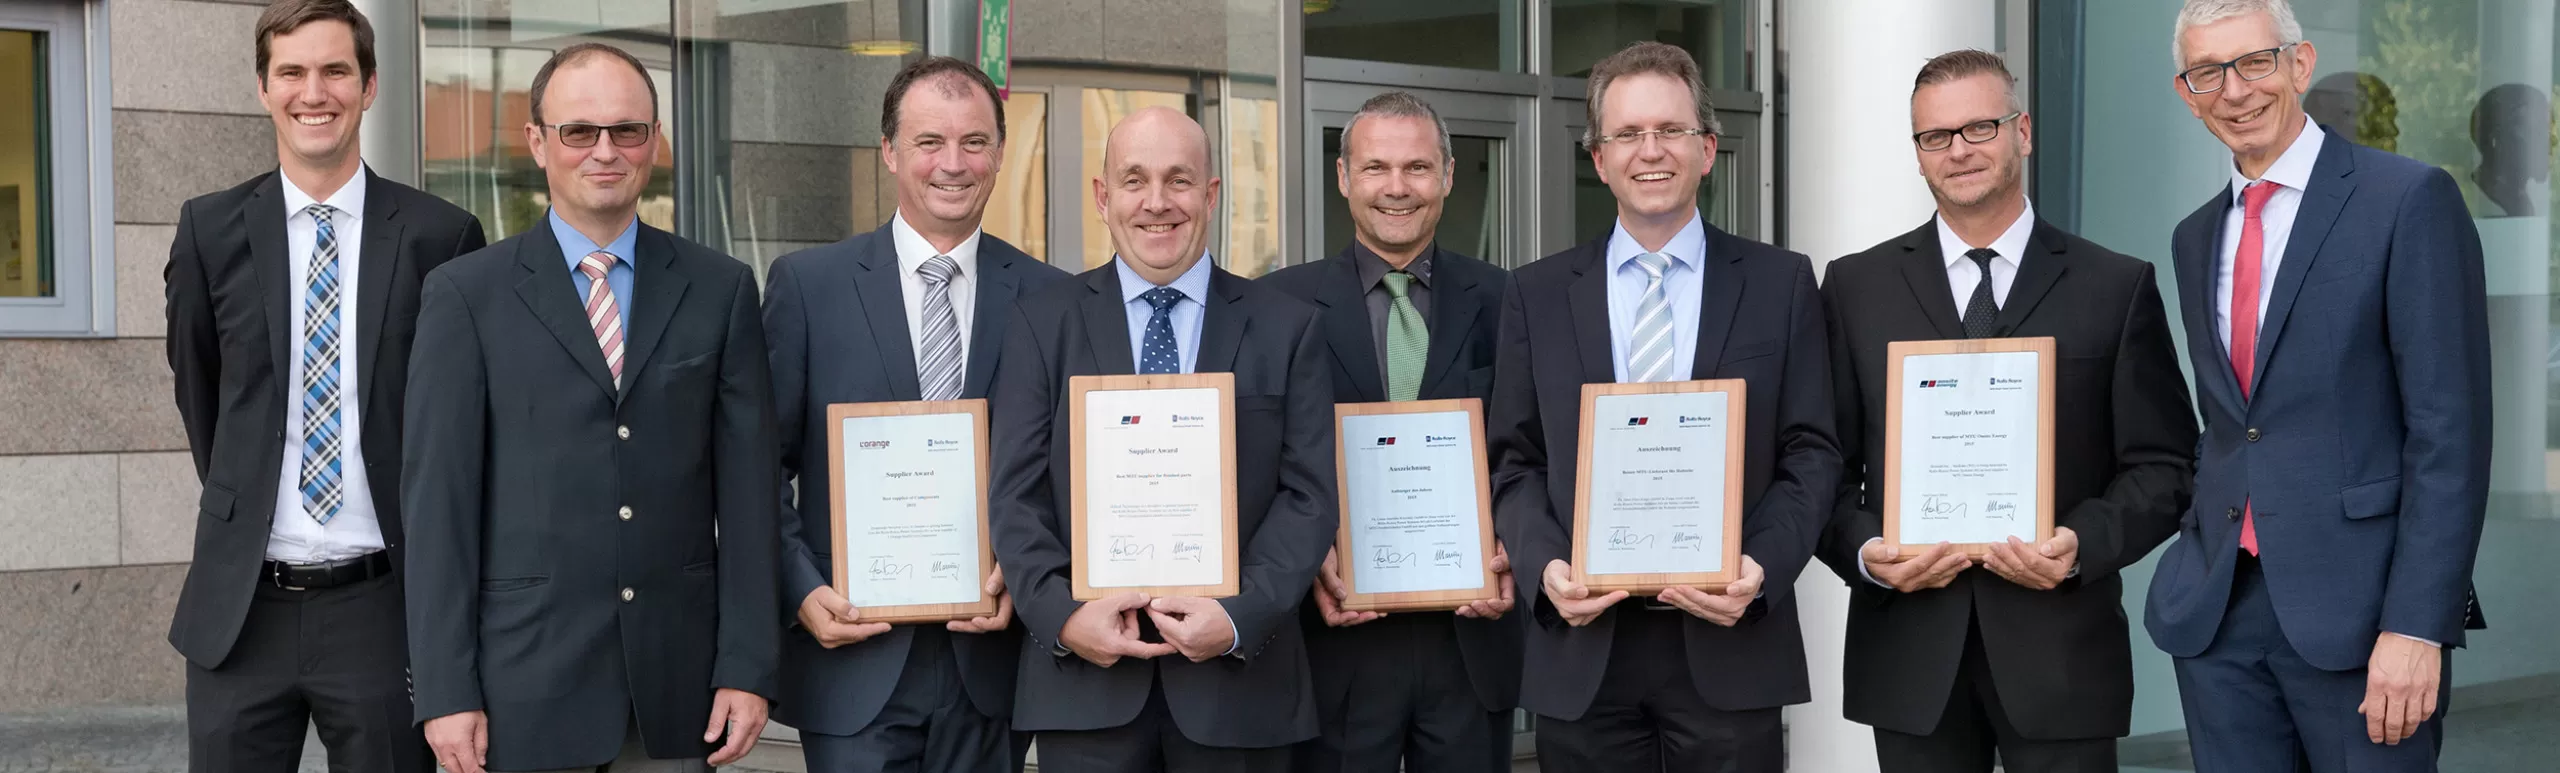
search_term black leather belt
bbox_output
[264,551,392,590]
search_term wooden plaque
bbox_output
[1332,398,1500,613]
[1570,379,1749,595]
[825,399,999,624]
[1883,337,2057,557]
[1067,373,1242,600]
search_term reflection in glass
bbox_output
[1303,0,1521,72]
[1549,0,1749,88]
[983,90,1050,261]
[1224,91,1283,278]
[1079,88,1189,271]
[0,29,48,298]
[421,11,676,245]
[1321,128,1506,264]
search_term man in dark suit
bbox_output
[988,106,1337,773]
[1815,50,2196,773]
[763,56,1069,773]
[2149,3,2491,770]
[402,43,779,773]
[1486,42,1840,772]
[1258,90,1521,773]
[163,2,487,770]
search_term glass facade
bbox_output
[0,27,45,299]
[2037,1,2560,769]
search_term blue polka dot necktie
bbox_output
[1139,286,1186,375]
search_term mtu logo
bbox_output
[1626,417,1650,426]
[1120,415,1143,425]
[1376,436,1397,446]
[1918,379,1959,388]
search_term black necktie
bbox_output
[1962,248,2000,339]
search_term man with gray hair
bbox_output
[1259,90,1521,773]
[2149,1,2491,771]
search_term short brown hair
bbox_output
[1582,42,1720,151]
[1913,49,2020,111]
[529,43,660,126]
[255,0,375,82]
[882,56,1008,145]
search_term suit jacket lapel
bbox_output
[1196,268,1250,375]
[249,174,296,395]
[1991,220,2069,336]
[963,240,1025,400]
[1566,241,1616,384]
[617,227,691,403]
[354,171,404,429]
[1315,251,1388,402]
[2252,134,2355,393]
[2172,195,2247,412]
[1689,226,1744,378]
[1895,221,1968,340]
[513,224,617,397]
[1417,247,1481,397]
[854,230,924,401]
[1080,267,1136,375]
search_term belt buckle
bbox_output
[271,562,308,591]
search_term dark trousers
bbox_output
[1872,614,2116,773]
[187,570,428,773]
[1296,614,1512,773]
[1532,607,1783,773]
[1033,684,1291,773]
[2174,555,2452,773]
[800,628,1010,773]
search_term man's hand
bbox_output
[704,687,768,766]
[2360,634,2443,745]
[1863,539,1971,593]
[1456,542,1517,620]
[947,567,1015,634]
[1312,547,1384,627]
[424,711,488,773]
[1148,597,1240,662]
[1541,559,1628,627]
[1983,527,2079,591]
[1658,554,1765,627]
[1061,592,1178,667]
[798,586,894,648]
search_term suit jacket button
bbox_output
[2246,428,2261,442]
[617,425,632,440]
[619,506,633,521]
[2226,507,2240,521]
[621,587,635,602]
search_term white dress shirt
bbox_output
[1605,211,1709,382]
[890,213,983,366]
[1936,201,2038,317]
[2215,122,2324,353]
[268,168,386,563]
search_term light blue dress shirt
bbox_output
[550,210,639,332]
[1605,211,1708,383]
[1116,254,1215,374]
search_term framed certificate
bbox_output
[1570,380,1748,594]
[1333,399,1499,612]
[1884,338,2056,556]
[1068,373,1241,600]
[826,399,999,624]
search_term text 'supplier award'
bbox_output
[1069,373,1241,600]
[827,399,999,624]
[1885,338,2056,556]
[1571,380,1748,594]
[1334,399,1499,612]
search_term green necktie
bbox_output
[1381,270,1428,402]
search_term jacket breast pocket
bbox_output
[2341,477,2401,520]
[199,484,236,522]
[1720,339,1783,366]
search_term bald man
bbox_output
[987,107,1338,773]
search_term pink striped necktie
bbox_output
[578,250,626,388]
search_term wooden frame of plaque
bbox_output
[825,399,1000,624]
[1332,398,1500,612]
[1067,373,1242,600]
[1882,337,2058,557]
[1570,379,1749,595]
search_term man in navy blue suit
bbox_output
[2148,2,2491,770]
[761,56,1070,772]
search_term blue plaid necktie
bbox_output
[298,204,345,525]
[1138,287,1186,375]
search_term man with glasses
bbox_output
[403,42,781,773]
[1814,49,2196,773]
[2147,2,2491,771]
[1486,41,1840,772]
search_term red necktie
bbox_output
[2232,181,2277,555]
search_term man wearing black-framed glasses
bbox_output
[1817,48,2195,773]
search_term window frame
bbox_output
[0,0,108,337]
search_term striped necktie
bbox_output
[916,255,965,401]
[1627,252,1676,383]
[577,251,626,388]
[297,204,345,524]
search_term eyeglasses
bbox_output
[1912,112,2023,151]
[2178,44,2295,95]
[1593,126,1711,148]
[544,121,654,148]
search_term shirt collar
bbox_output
[1118,253,1217,307]
[2229,118,2325,201]
[889,211,983,280]
[1353,241,1434,290]
[1606,210,1708,276]
[1935,200,2038,269]
[549,209,642,270]
[281,164,368,223]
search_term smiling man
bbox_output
[1815,49,2196,773]
[163,2,487,770]
[2146,2,2491,771]
[1485,42,1839,772]
[987,106,1338,773]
